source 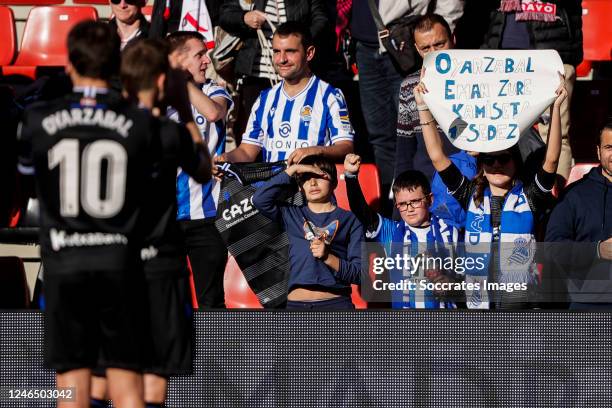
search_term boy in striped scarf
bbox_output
[345,154,461,309]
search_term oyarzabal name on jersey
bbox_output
[50,228,128,251]
[42,108,133,137]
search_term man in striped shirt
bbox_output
[218,21,354,165]
[167,31,233,308]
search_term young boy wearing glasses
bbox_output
[252,155,363,309]
[344,154,462,309]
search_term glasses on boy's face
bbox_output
[395,195,430,211]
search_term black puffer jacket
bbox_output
[219,0,328,77]
[481,0,583,66]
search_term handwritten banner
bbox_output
[422,50,564,152]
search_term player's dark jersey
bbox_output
[141,115,206,277]
[18,89,160,274]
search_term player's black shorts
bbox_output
[43,267,149,373]
[145,266,193,376]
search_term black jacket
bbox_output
[481,0,583,66]
[108,14,151,43]
[546,167,612,302]
[219,0,328,77]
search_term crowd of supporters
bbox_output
[0,0,610,310]
[0,1,611,406]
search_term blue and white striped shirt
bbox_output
[169,80,233,221]
[242,75,354,162]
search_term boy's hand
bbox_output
[343,153,361,174]
[310,238,329,260]
[285,164,329,178]
[287,146,324,166]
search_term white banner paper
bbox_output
[422,50,564,152]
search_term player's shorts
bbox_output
[145,266,193,376]
[43,266,149,373]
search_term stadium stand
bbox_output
[0,6,17,66]
[2,6,98,78]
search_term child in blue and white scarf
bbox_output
[345,154,461,309]
[415,73,567,309]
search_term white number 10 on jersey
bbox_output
[48,139,127,218]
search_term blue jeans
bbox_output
[355,41,404,194]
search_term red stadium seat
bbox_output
[575,60,592,79]
[334,163,381,212]
[142,5,152,21]
[351,285,367,309]
[0,6,16,66]
[565,163,599,186]
[224,255,263,309]
[582,1,612,62]
[0,0,63,4]
[73,0,109,4]
[2,6,98,78]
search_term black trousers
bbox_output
[180,218,228,309]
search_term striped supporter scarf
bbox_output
[389,216,458,309]
[499,0,558,22]
[464,182,538,309]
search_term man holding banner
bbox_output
[414,49,567,309]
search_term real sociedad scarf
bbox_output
[464,182,537,309]
[389,216,457,309]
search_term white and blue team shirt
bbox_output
[368,214,459,309]
[242,75,354,162]
[168,79,233,221]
